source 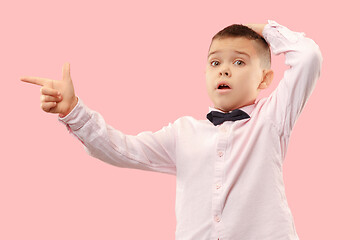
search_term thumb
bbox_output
[62,62,72,82]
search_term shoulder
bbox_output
[247,97,277,126]
[247,97,268,118]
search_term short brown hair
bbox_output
[211,24,271,69]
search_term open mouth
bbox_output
[218,84,231,89]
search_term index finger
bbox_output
[20,77,50,86]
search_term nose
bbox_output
[219,67,231,77]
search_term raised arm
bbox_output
[256,21,322,136]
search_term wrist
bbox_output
[59,96,78,118]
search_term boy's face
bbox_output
[206,37,269,112]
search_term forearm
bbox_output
[58,98,177,175]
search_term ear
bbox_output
[258,69,274,90]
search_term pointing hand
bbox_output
[20,62,78,118]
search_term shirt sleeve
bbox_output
[262,20,323,136]
[58,98,177,176]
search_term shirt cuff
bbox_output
[58,97,92,132]
[263,20,306,54]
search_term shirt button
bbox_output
[216,184,221,189]
[217,151,224,157]
[214,215,221,222]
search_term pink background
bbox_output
[1,0,359,239]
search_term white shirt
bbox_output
[59,20,323,240]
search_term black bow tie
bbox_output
[207,109,250,126]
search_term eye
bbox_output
[210,61,220,67]
[234,60,244,66]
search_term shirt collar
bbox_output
[208,102,256,117]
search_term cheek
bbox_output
[205,67,213,79]
[205,76,212,95]
[234,70,252,87]
[244,68,262,87]
[205,71,214,86]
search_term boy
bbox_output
[21,20,322,240]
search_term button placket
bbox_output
[212,123,228,231]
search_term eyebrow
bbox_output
[207,50,251,59]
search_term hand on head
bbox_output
[243,24,267,37]
[20,62,78,118]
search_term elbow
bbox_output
[302,38,323,73]
[288,38,323,78]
